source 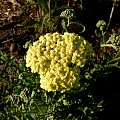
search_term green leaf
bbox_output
[31,91,35,98]
[14,116,20,120]
[61,19,68,32]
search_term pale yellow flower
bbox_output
[26,32,93,92]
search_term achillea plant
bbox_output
[26,32,93,92]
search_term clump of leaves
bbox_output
[0,50,106,120]
[0,51,47,119]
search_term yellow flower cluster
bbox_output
[26,32,93,92]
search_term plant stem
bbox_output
[80,0,83,10]
[67,17,70,28]
[67,0,73,7]
[48,0,51,20]
[107,57,120,64]
[102,31,106,59]
[107,0,117,30]
[101,44,117,50]
[37,6,41,22]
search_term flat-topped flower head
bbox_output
[26,32,93,92]
[96,20,106,31]
[107,34,120,51]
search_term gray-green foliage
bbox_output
[0,51,47,119]
[0,51,105,120]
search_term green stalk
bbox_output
[67,17,70,28]
[101,44,117,50]
[102,31,106,59]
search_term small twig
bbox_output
[67,0,72,7]
[48,0,51,20]
[101,44,113,47]
[107,57,120,63]
[107,0,117,30]
[37,10,40,22]
[8,0,21,7]
[101,44,117,49]
[2,38,14,43]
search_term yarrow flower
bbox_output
[26,32,93,92]
[60,9,76,19]
[96,20,106,31]
[107,34,120,51]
